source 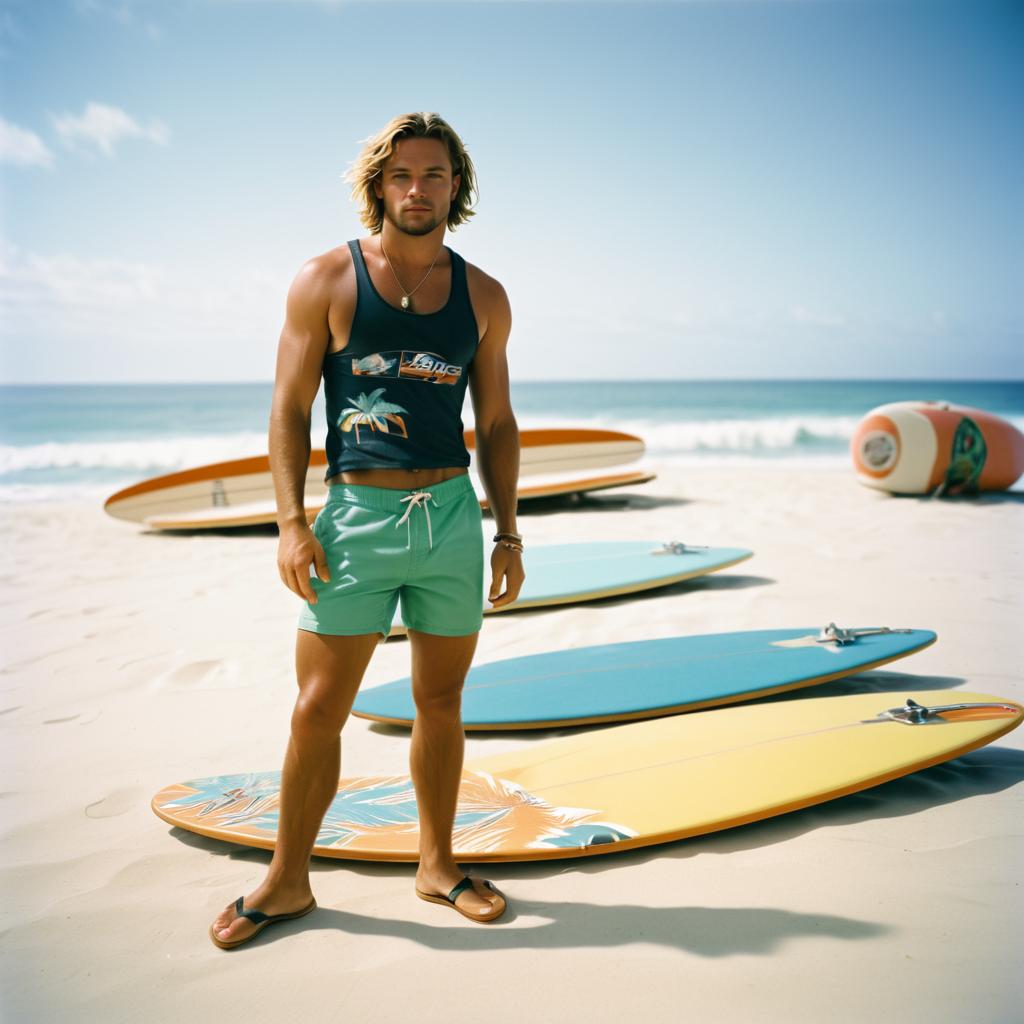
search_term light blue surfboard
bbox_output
[354,626,938,729]
[389,540,753,635]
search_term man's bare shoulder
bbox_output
[285,246,358,341]
[464,259,511,334]
[293,244,356,295]
[464,259,507,302]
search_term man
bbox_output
[210,113,523,948]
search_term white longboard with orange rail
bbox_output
[104,428,654,530]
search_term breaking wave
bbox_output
[0,432,273,476]
[516,414,864,455]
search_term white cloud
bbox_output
[0,117,54,169]
[0,240,287,380]
[790,304,848,329]
[52,102,169,158]
[0,242,163,313]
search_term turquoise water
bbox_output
[2,380,1022,499]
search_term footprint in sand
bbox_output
[151,659,242,691]
[86,786,143,819]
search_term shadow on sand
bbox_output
[513,489,690,516]
[886,490,1024,506]
[188,827,894,955]
[141,523,279,539]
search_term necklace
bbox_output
[380,238,443,312]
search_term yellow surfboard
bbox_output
[151,690,1021,863]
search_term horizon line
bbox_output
[2,377,1023,388]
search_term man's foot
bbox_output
[415,864,507,923]
[209,882,316,949]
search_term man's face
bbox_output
[375,136,460,237]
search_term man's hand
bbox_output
[487,544,525,608]
[277,521,330,603]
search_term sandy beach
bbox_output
[2,463,1022,1023]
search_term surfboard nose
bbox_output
[852,413,901,479]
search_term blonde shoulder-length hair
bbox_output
[345,112,477,234]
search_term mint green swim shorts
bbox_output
[297,473,484,638]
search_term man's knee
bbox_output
[412,683,463,722]
[291,683,349,737]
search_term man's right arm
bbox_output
[268,259,333,603]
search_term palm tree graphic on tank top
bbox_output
[338,387,409,443]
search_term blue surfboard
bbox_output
[389,540,753,635]
[354,627,938,729]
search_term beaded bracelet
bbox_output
[493,531,523,554]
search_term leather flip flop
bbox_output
[415,876,506,923]
[209,895,318,950]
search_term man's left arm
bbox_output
[468,275,524,608]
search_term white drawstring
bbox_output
[396,491,435,550]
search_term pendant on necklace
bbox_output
[401,295,411,311]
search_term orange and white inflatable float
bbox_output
[851,401,1024,495]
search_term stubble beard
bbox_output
[385,206,446,238]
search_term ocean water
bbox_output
[2,380,1023,501]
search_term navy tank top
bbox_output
[322,239,479,477]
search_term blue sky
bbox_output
[1,0,1021,382]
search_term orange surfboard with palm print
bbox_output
[152,689,1020,863]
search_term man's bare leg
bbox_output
[408,628,506,919]
[211,629,380,943]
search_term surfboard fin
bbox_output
[653,541,710,556]
[773,624,917,649]
[867,698,1020,726]
[816,623,914,645]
